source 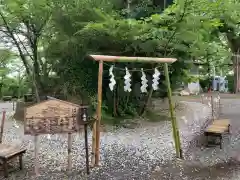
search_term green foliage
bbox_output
[0,49,12,76]
[199,77,211,92]
[1,0,240,121]
[46,2,197,117]
[1,77,29,97]
[226,74,234,93]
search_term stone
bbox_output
[180,90,190,96]
[153,166,162,172]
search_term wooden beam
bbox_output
[89,55,177,63]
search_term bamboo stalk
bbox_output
[164,63,182,158]
[89,55,177,63]
[95,60,103,166]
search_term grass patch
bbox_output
[144,110,170,122]
[100,109,169,128]
[101,113,124,125]
[101,111,135,126]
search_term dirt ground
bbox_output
[151,95,240,180]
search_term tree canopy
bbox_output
[0,0,239,118]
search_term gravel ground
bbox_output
[1,99,240,180]
[151,98,240,180]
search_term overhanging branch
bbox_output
[0,11,31,75]
[163,0,188,56]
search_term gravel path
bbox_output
[152,98,240,180]
[1,99,240,180]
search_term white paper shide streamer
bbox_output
[208,101,211,107]
[152,68,160,90]
[124,67,131,92]
[47,134,51,140]
[140,68,148,93]
[214,97,219,103]
[13,119,19,128]
[109,65,116,91]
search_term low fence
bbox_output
[200,93,222,119]
[182,93,222,157]
[0,109,16,143]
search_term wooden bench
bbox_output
[204,119,230,149]
[0,144,26,178]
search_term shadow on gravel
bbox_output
[151,158,240,180]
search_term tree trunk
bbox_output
[32,36,44,96]
[0,12,41,101]
[233,51,240,93]
[113,87,117,117]
[139,88,153,116]
[206,54,211,90]
[225,32,240,93]
[0,13,31,75]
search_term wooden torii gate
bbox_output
[89,55,182,166]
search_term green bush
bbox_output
[226,75,234,93]
[2,96,12,101]
[199,77,212,92]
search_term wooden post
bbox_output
[84,123,90,174]
[211,95,214,120]
[34,91,41,177]
[12,101,15,111]
[0,110,6,143]
[67,133,72,172]
[218,93,221,117]
[91,122,96,167]
[95,60,103,166]
[34,135,39,176]
[201,95,204,104]
[164,63,182,158]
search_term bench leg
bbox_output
[3,160,8,178]
[19,154,23,170]
[205,133,209,147]
[220,135,222,149]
